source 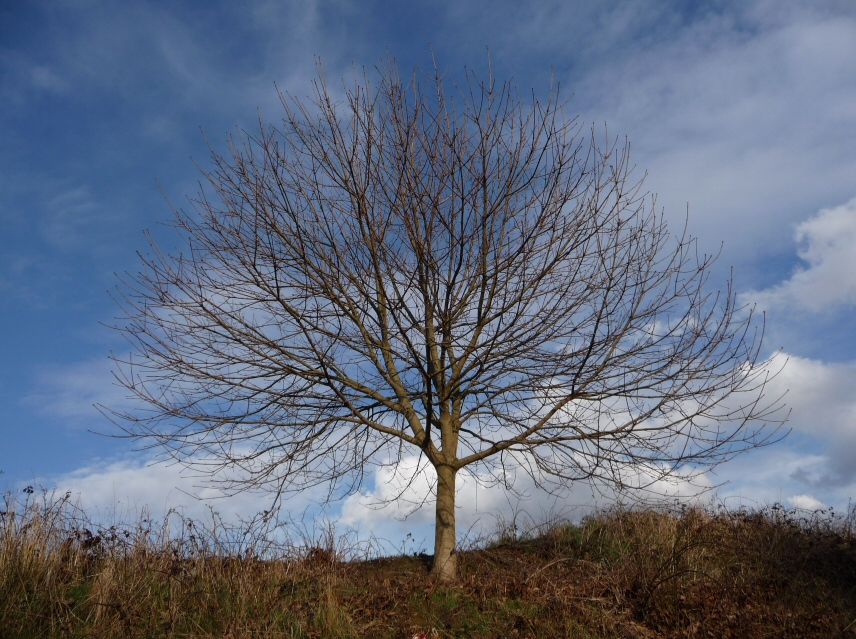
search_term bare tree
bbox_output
[108,60,783,581]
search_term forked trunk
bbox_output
[431,464,458,581]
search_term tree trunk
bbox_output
[431,464,458,581]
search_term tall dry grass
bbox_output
[0,489,355,638]
[2,488,855,638]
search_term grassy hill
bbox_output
[2,491,855,638]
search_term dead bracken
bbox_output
[2,490,855,638]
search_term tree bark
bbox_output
[431,464,457,581]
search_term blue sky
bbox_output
[2,0,856,538]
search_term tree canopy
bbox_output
[109,60,784,580]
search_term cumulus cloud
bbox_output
[339,452,714,545]
[786,494,827,511]
[42,347,856,547]
[56,457,236,519]
[43,447,704,551]
[43,454,335,530]
[748,197,856,312]
[760,352,856,485]
[709,349,856,515]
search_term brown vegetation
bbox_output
[2,490,854,638]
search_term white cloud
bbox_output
[749,197,856,312]
[45,454,332,529]
[56,457,233,519]
[786,494,827,510]
[567,6,856,268]
[710,351,856,511]
[761,352,856,484]
[40,347,856,548]
[340,453,713,546]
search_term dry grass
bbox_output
[2,490,855,638]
